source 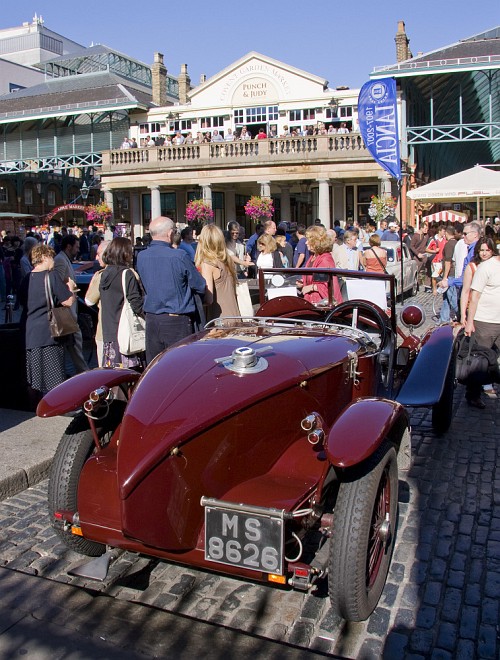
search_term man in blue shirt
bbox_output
[293,224,309,267]
[380,222,400,242]
[178,226,197,262]
[137,216,206,364]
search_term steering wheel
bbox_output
[324,300,389,346]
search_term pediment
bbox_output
[188,52,329,108]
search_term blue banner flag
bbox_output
[358,78,401,181]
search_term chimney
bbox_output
[151,52,167,106]
[395,21,412,62]
[200,74,206,84]
[178,64,191,105]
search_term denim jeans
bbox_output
[439,285,458,322]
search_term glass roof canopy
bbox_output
[39,45,179,98]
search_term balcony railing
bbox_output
[102,134,369,173]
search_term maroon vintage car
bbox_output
[38,268,455,622]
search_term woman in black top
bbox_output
[99,237,145,368]
[25,244,74,404]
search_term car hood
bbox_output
[118,325,363,497]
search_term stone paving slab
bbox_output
[0,567,333,659]
[0,409,68,501]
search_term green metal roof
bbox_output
[372,27,500,177]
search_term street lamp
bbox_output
[81,182,90,203]
[328,98,338,115]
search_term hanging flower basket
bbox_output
[185,199,214,224]
[244,196,274,223]
[368,194,397,223]
[86,202,113,224]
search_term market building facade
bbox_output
[99,52,393,236]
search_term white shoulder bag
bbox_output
[117,269,146,356]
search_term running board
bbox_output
[68,548,121,581]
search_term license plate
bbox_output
[203,500,284,575]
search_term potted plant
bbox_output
[85,202,113,224]
[185,199,214,226]
[244,196,274,223]
[368,194,397,224]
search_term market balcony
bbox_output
[100,133,372,185]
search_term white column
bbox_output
[202,184,212,207]
[379,173,391,196]
[280,185,291,222]
[258,180,271,198]
[317,178,331,228]
[102,187,114,215]
[149,185,161,220]
[130,192,142,237]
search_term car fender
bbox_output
[37,368,140,418]
[326,398,409,468]
[396,325,454,406]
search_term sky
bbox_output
[2,1,499,89]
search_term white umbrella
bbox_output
[407,165,500,222]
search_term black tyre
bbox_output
[411,275,418,297]
[328,441,398,621]
[48,402,125,556]
[432,351,456,433]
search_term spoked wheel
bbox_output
[48,401,125,556]
[432,351,456,433]
[325,300,389,346]
[328,441,398,621]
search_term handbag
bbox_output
[455,331,500,385]
[44,272,79,338]
[236,281,254,317]
[117,269,146,356]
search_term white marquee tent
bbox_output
[407,165,500,222]
[407,165,500,200]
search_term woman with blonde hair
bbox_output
[256,234,284,273]
[195,224,239,320]
[297,226,342,304]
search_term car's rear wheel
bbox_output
[328,441,398,621]
[48,402,125,556]
[431,351,456,433]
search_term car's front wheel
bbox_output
[411,275,419,297]
[328,441,398,621]
[48,402,125,556]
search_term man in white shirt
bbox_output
[452,225,468,280]
[334,230,361,270]
[211,130,224,143]
[173,131,185,145]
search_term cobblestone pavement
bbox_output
[0,292,499,657]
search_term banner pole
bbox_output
[397,178,404,302]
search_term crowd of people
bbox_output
[121,121,352,149]
[2,210,499,410]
